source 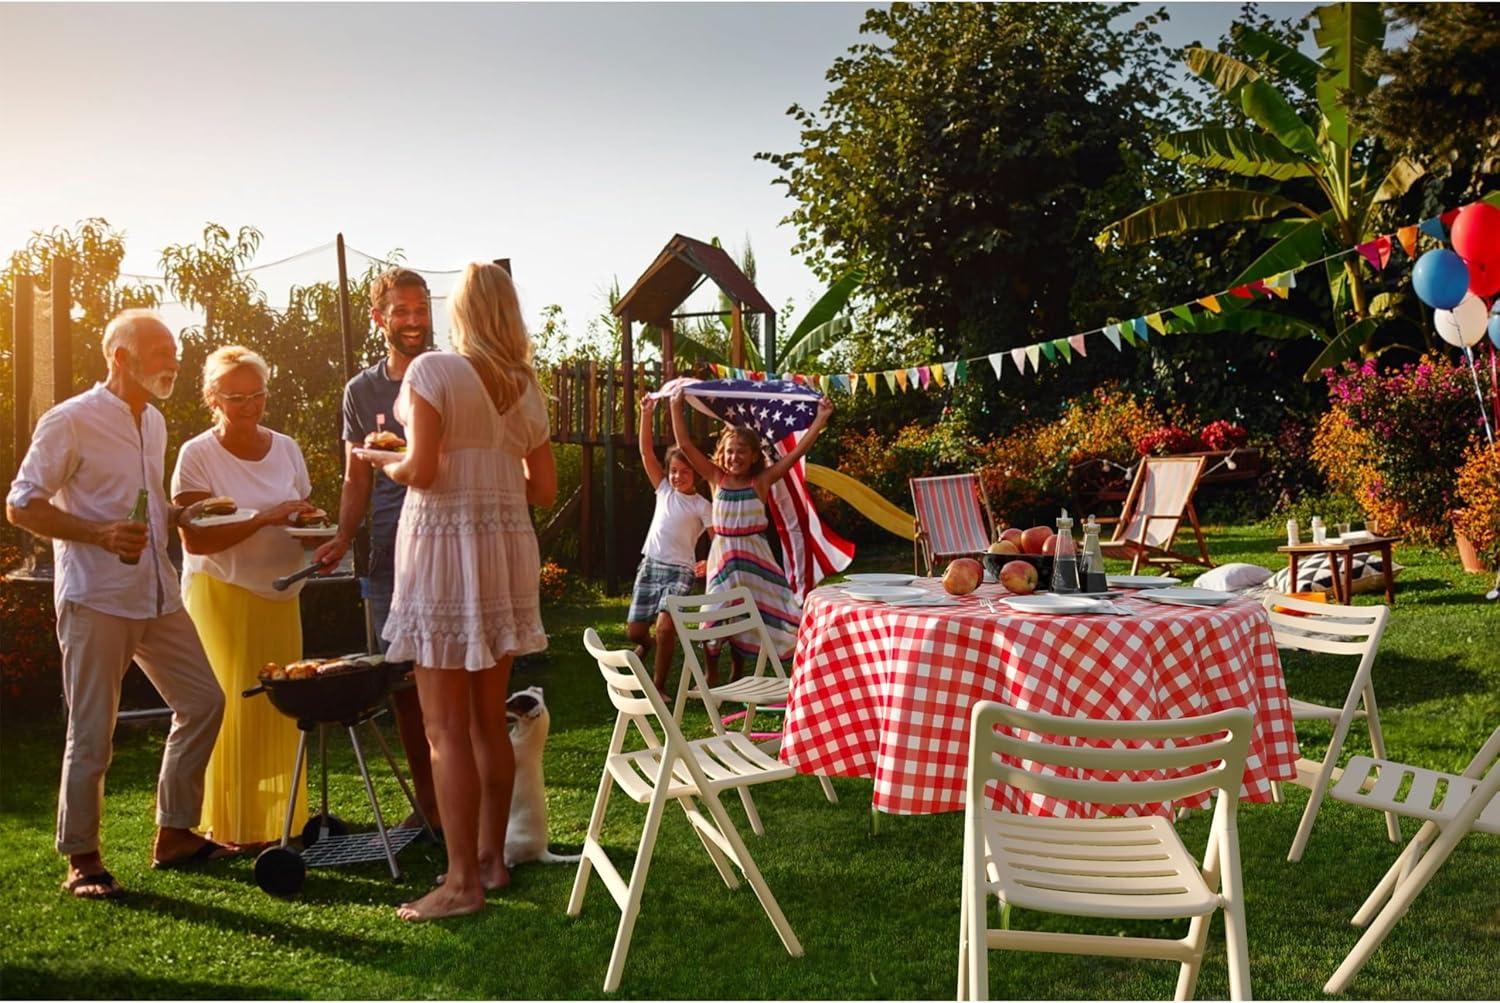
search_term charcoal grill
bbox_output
[242,654,434,896]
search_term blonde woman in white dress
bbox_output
[367,262,556,921]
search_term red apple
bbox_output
[1020,526,1053,555]
[987,539,1020,555]
[942,557,984,595]
[1000,527,1024,547]
[999,559,1039,595]
[1041,535,1079,556]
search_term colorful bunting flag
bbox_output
[883,370,897,393]
[1357,236,1393,271]
[1132,317,1150,341]
[929,364,943,387]
[1197,295,1222,314]
[1103,324,1123,350]
[1053,338,1072,363]
[948,360,963,384]
[1040,340,1058,364]
[917,366,930,389]
[1229,284,1256,299]
[1418,216,1446,241]
[1397,225,1419,258]
[1146,313,1167,336]
[907,367,922,389]
[1011,346,1028,374]
[1171,304,1194,327]
[865,372,878,395]
[1068,333,1087,357]
[894,369,908,392]
[1024,344,1041,370]
[988,352,1005,379]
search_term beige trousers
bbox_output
[55,601,225,855]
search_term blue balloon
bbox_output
[1489,312,1500,349]
[1412,249,1471,310]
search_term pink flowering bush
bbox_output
[1313,355,1491,543]
[1135,425,1202,456]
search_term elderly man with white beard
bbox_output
[7,309,230,899]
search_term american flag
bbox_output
[654,377,855,601]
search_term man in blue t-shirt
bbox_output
[314,267,438,832]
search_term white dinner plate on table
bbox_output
[1137,587,1235,607]
[353,447,406,465]
[287,524,339,539]
[844,572,918,586]
[1106,575,1181,589]
[844,585,928,603]
[884,594,962,608]
[996,594,1108,614]
[190,508,257,528]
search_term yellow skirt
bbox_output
[185,573,308,844]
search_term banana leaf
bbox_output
[1313,2,1385,150]
[1371,156,1426,206]
[1303,316,1377,381]
[1233,216,1331,284]
[1184,47,1261,100]
[1098,189,1313,247]
[779,316,853,371]
[1176,307,1327,342]
[634,324,732,369]
[1156,127,1313,181]
[1239,78,1320,157]
[1232,24,1319,95]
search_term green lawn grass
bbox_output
[2,526,1496,999]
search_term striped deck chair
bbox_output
[910,474,995,576]
[1098,455,1214,574]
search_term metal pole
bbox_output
[50,257,72,402]
[336,234,355,384]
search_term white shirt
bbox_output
[641,480,712,568]
[171,429,312,601]
[6,384,181,619]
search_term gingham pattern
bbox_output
[781,581,1298,817]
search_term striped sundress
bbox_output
[706,485,801,660]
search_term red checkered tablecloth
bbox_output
[781,582,1299,817]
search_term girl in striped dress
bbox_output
[668,388,833,677]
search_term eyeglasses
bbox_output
[218,390,268,405]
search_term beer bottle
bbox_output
[120,488,149,566]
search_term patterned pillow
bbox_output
[1270,552,1401,594]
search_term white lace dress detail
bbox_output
[381,352,550,670]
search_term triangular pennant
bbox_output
[1024,344,1042,370]
[1440,208,1460,229]
[917,367,931,389]
[1011,347,1028,374]
[1266,281,1290,300]
[1357,236,1393,271]
[865,372,878,395]
[1418,216,1446,242]
[894,368,909,391]
[1197,295,1222,314]
[949,360,963,384]
[1068,333,1087,358]
[1039,340,1058,363]
[1229,284,1256,299]
[1146,313,1167,336]
[988,352,1005,379]
[1053,338,1072,363]
[1248,278,1269,297]
[883,370,897,393]
[1171,305,1195,327]
[1132,317,1150,341]
[908,367,923,389]
[1397,225,1419,258]
[1103,324,1123,350]
[930,363,944,387]
[1121,324,1139,347]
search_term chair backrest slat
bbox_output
[1120,457,1204,548]
[911,474,990,557]
[665,587,785,683]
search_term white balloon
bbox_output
[1433,292,1488,348]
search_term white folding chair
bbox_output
[567,629,804,993]
[958,702,1255,1002]
[1322,726,1500,994]
[1263,594,1399,861]
[665,588,837,837]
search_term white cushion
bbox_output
[1194,563,1273,592]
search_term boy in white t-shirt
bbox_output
[628,396,712,695]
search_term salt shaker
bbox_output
[1286,517,1300,546]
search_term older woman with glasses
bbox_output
[171,346,320,849]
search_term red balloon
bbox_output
[1469,258,1500,299]
[1451,203,1500,266]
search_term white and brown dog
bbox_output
[505,687,580,867]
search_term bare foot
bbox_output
[396,882,484,921]
[435,858,510,891]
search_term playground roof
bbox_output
[613,234,776,327]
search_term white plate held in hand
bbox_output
[287,524,338,539]
[844,585,928,603]
[353,447,405,465]
[843,572,917,586]
[191,508,258,528]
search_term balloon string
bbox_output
[1463,346,1495,445]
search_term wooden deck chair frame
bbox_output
[664,588,838,837]
[1097,455,1214,574]
[1323,725,1500,994]
[958,702,1255,1002]
[910,473,997,576]
[1262,594,1398,862]
[569,629,804,993]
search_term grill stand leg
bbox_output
[347,725,401,880]
[365,719,436,842]
[281,730,310,848]
[317,725,332,840]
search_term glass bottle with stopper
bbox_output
[1051,509,1080,594]
[1080,515,1107,593]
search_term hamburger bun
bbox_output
[285,659,321,680]
[365,430,406,452]
[198,496,239,518]
[291,507,331,529]
[258,661,287,681]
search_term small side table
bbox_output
[1277,535,1404,604]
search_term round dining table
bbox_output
[780,579,1300,817]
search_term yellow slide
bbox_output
[805,463,916,541]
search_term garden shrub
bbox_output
[1313,356,1490,544]
[1454,440,1500,565]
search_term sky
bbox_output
[1,2,1309,347]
